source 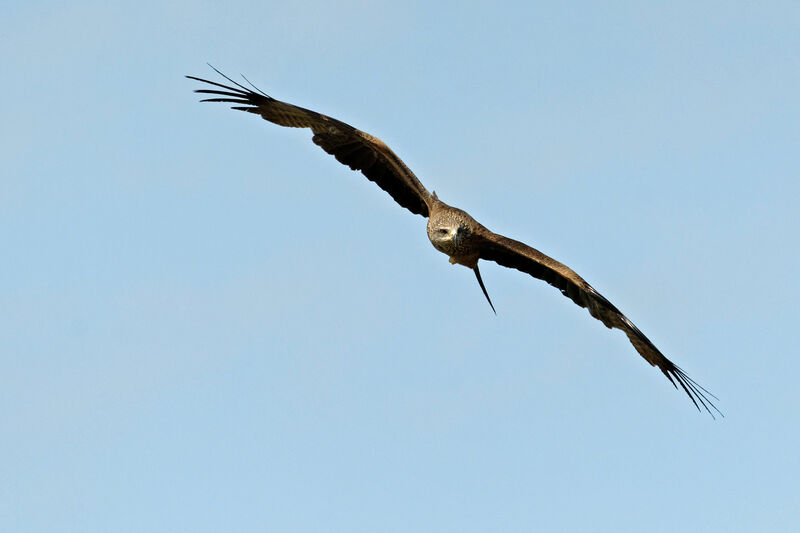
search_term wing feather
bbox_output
[475,228,721,417]
[187,71,432,217]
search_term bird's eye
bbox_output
[438,228,449,235]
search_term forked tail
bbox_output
[473,265,496,315]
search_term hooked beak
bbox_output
[450,228,460,245]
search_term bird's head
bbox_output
[432,224,459,243]
[427,215,470,254]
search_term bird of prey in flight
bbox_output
[188,67,721,417]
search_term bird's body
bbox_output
[188,67,721,417]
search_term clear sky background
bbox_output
[3,1,799,531]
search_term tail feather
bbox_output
[473,265,496,315]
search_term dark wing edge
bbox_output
[475,228,722,418]
[187,68,433,217]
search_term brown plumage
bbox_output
[188,67,721,417]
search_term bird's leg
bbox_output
[473,265,496,315]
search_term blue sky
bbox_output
[2,1,799,531]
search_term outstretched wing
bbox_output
[475,228,721,417]
[187,68,433,217]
